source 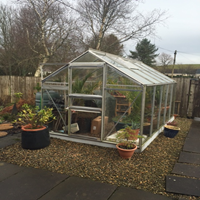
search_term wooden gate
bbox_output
[187,79,200,118]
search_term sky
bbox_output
[124,0,200,64]
[1,0,200,65]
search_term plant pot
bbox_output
[143,123,150,135]
[164,125,180,138]
[116,143,137,159]
[21,125,50,150]
[128,129,140,140]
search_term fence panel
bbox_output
[173,77,191,117]
[0,76,40,103]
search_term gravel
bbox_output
[1,117,199,200]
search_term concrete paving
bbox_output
[166,120,200,197]
[0,161,173,200]
[0,132,174,200]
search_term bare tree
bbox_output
[158,52,173,73]
[75,0,166,51]
[0,4,16,76]
[15,0,80,77]
[86,34,124,55]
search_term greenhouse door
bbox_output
[67,62,106,140]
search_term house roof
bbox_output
[43,48,176,86]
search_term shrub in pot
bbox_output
[116,126,141,159]
[14,104,56,150]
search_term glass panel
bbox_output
[43,67,68,84]
[40,89,69,133]
[143,86,155,136]
[107,66,140,88]
[154,86,162,131]
[73,52,102,62]
[104,89,142,141]
[72,68,103,94]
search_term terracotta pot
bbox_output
[116,143,137,159]
[173,114,179,119]
[21,124,46,131]
[128,129,140,140]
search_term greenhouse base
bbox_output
[50,116,174,153]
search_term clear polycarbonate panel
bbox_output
[152,85,162,131]
[89,49,176,86]
[71,68,103,95]
[106,66,142,89]
[104,88,142,141]
[42,66,69,91]
[42,63,66,79]
[143,86,155,136]
[40,89,69,133]
[72,51,101,63]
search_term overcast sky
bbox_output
[125,0,200,64]
[2,0,200,64]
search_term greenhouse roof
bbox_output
[79,49,176,86]
[43,48,176,86]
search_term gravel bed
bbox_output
[0,118,199,199]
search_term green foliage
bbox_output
[0,106,4,112]
[14,104,56,129]
[1,113,16,122]
[129,38,158,67]
[116,126,141,149]
[72,72,93,93]
[14,92,23,103]
[34,83,41,92]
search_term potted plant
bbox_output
[164,125,180,138]
[116,126,141,159]
[14,104,56,150]
[113,114,140,131]
[167,120,178,126]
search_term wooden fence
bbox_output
[173,77,191,117]
[0,76,40,103]
[0,76,195,117]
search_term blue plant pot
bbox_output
[164,125,180,138]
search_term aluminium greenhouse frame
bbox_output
[41,49,176,152]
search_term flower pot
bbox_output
[21,125,50,150]
[116,143,137,159]
[164,125,180,138]
[143,123,150,135]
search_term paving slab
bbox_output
[187,121,200,138]
[0,167,69,200]
[172,163,200,178]
[179,151,200,164]
[187,129,200,139]
[108,186,172,200]
[0,162,25,181]
[0,133,21,148]
[183,137,200,153]
[39,176,117,200]
[166,175,200,197]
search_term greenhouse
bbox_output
[41,49,176,152]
